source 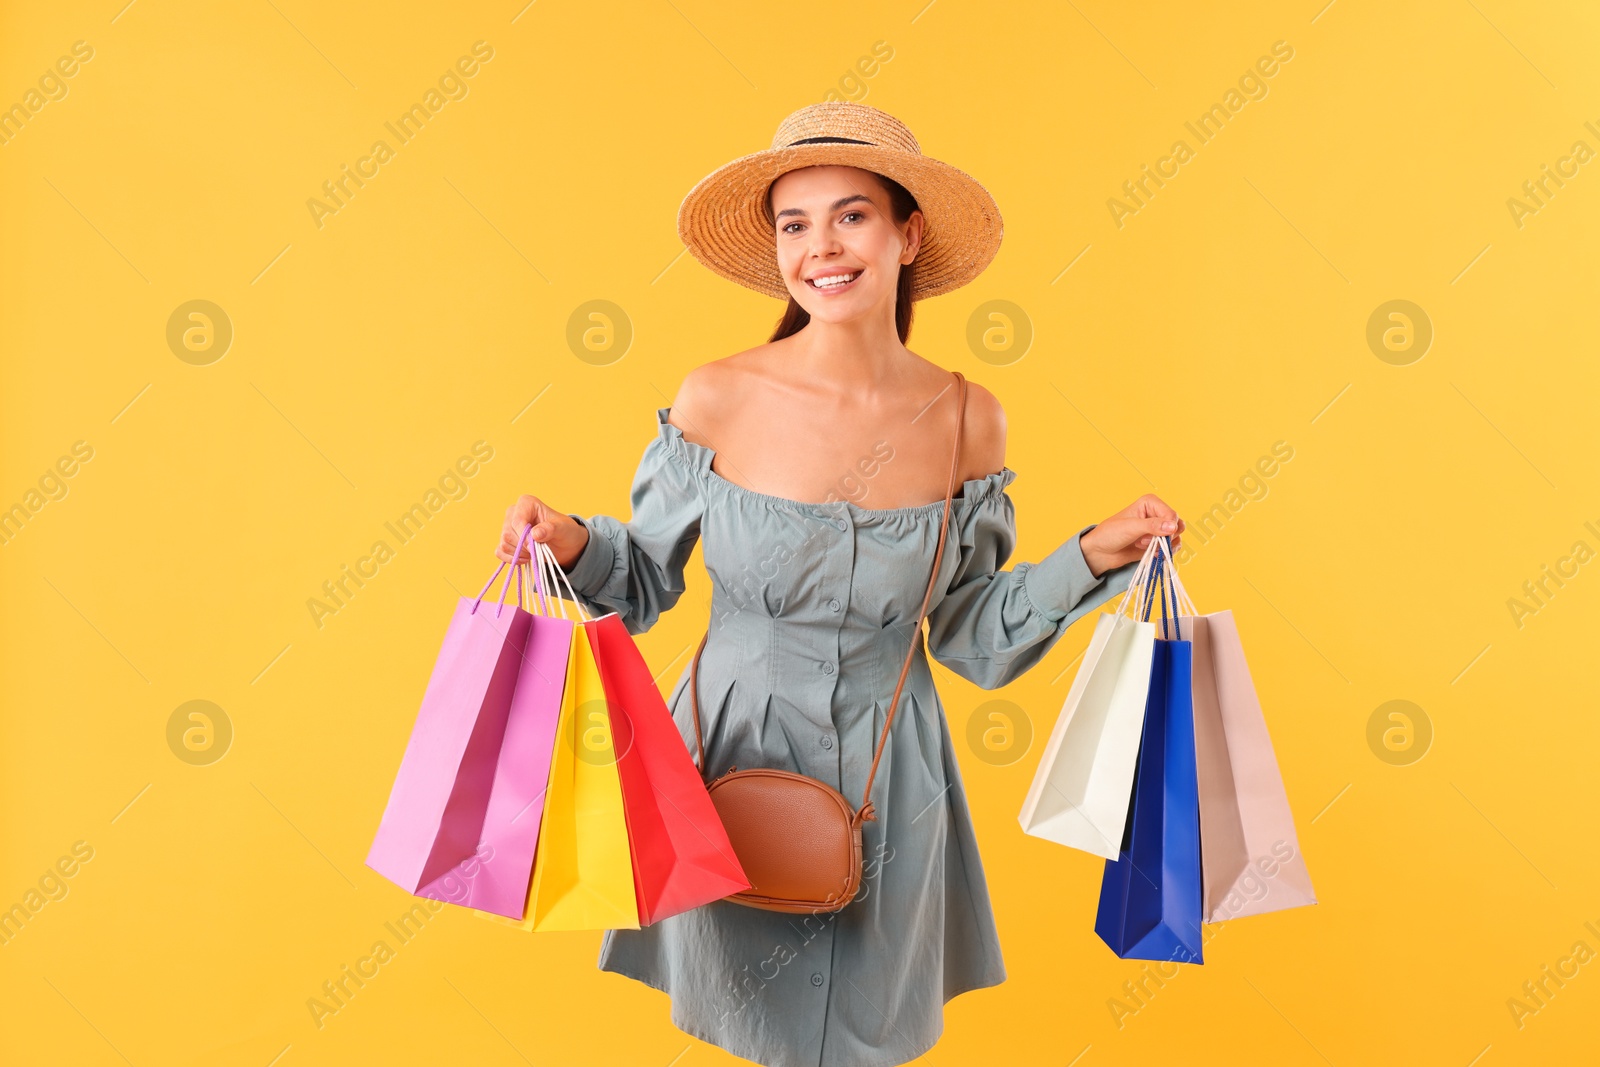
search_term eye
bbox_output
[781,221,805,235]
[841,210,865,223]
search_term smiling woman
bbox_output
[766,170,922,344]
[498,101,1185,1067]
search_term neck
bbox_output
[787,303,909,397]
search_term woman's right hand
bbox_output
[498,495,590,570]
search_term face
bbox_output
[768,165,923,323]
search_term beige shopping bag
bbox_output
[1161,545,1315,921]
[1019,540,1162,860]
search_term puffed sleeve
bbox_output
[924,483,1140,690]
[555,424,705,635]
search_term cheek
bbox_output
[774,243,805,280]
[862,229,907,274]
[866,247,903,289]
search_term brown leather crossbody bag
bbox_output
[687,372,969,914]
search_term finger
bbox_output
[1134,494,1170,519]
[503,520,537,557]
[515,523,540,558]
[511,496,540,526]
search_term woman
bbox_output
[497,102,1185,1067]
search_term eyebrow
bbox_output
[774,194,874,221]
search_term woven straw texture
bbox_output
[676,101,1003,302]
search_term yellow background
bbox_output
[3,1,1597,1064]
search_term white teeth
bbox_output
[811,272,859,288]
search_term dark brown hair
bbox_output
[763,171,921,344]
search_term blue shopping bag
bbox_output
[1094,540,1204,963]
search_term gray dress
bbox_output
[558,406,1139,1067]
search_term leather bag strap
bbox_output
[855,370,966,822]
[690,371,969,825]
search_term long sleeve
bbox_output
[556,431,705,635]
[923,487,1140,690]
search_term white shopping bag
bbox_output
[1019,539,1162,859]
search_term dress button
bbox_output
[821,734,834,750]
[828,598,841,612]
[835,519,847,531]
[821,661,835,675]
[811,972,824,987]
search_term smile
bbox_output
[806,270,862,293]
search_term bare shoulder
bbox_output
[956,375,1007,478]
[667,346,770,445]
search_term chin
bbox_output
[790,285,887,322]
[800,302,868,324]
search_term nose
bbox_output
[806,221,843,259]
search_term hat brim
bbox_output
[677,142,1003,302]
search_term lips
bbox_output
[806,269,862,292]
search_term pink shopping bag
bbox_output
[417,539,576,917]
[367,527,541,894]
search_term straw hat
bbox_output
[677,101,1003,302]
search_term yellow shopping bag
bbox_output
[480,622,640,931]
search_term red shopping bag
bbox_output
[580,612,750,924]
[366,528,538,893]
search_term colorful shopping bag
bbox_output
[417,550,575,918]
[482,556,640,932]
[1020,539,1161,858]
[586,612,750,924]
[1095,544,1204,963]
[366,529,538,893]
[1159,547,1316,922]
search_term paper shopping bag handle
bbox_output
[472,524,534,616]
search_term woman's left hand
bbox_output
[1079,494,1185,578]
